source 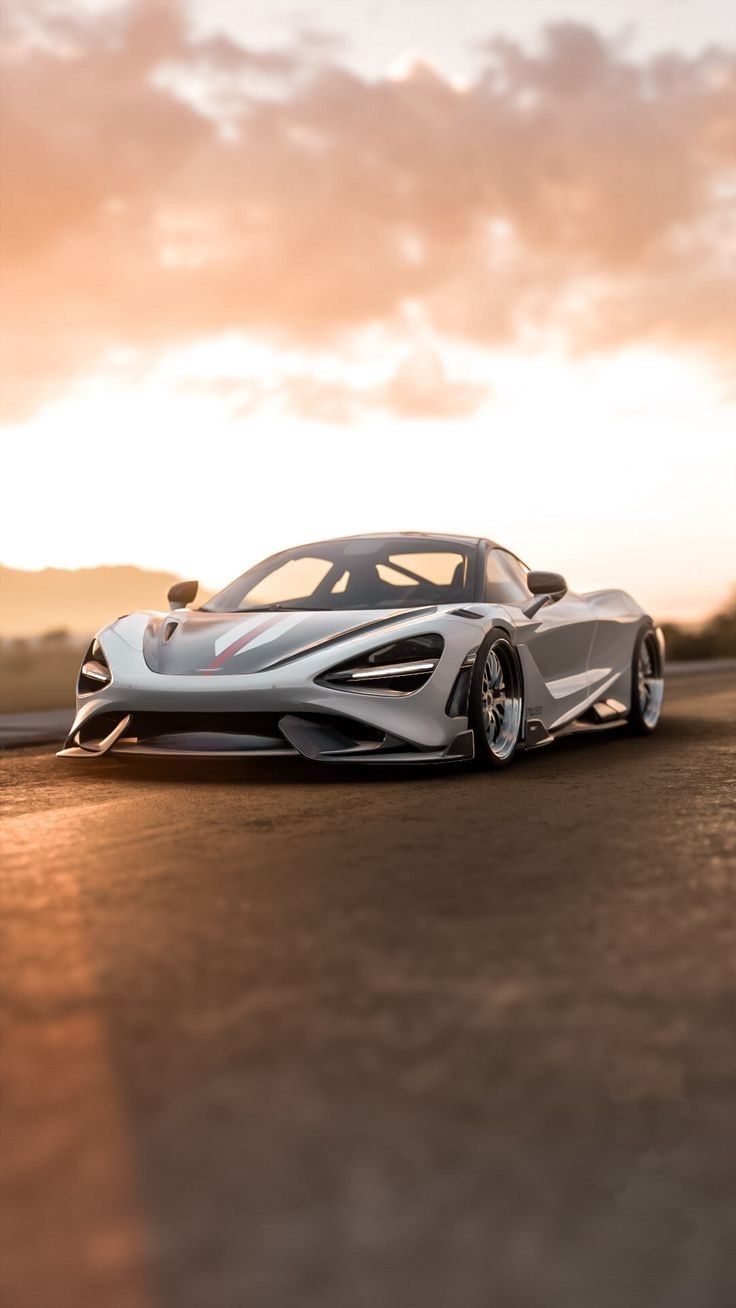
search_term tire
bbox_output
[469,629,524,767]
[628,624,664,734]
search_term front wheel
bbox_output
[469,630,524,767]
[628,625,664,734]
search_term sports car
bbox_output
[59,533,664,767]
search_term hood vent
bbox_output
[163,621,179,643]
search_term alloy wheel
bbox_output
[637,633,664,729]
[481,639,523,760]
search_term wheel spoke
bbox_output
[480,640,522,760]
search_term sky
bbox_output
[1,0,734,621]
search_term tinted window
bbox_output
[205,538,476,612]
[485,550,530,604]
[244,557,333,606]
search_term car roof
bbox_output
[293,531,499,550]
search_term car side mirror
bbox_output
[527,571,567,599]
[167,579,198,610]
[524,571,567,618]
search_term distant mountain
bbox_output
[0,564,195,638]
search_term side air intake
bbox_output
[318,634,444,695]
[77,638,112,694]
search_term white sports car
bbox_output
[59,533,664,767]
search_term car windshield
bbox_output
[203,537,477,612]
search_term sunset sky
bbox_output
[1,0,734,620]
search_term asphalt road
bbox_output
[1,669,735,1308]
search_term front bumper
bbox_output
[58,706,474,764]
[58,617,478,765]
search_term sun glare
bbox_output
[3,339,733,622]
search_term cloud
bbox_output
[1,2,734,419]
[199,346,490,423]
[379,346,488,418]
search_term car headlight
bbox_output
[77,638,112,694]
[319,634,444,694]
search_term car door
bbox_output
[484,549,595,721]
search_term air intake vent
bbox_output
[163,621,179,642]
[77,638,112,693]
[319,634,444,695]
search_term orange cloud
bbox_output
[380,347,488,418]
[1,2,734,419]
[266,348,490,422]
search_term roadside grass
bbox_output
[0,639,86,713]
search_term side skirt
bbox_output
[523,718,554,750]
[524,698,629,750]
[553,698,629,739]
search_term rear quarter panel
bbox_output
[584,589,647,707]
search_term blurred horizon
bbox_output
[1,0,734,622]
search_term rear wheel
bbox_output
[469,630,524,767]
[628,626,664,734]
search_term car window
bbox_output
[377,563,419,587]
[485,550,530,604]
[204,537,477,611]
[388,552,466,585]
[243,557,333,606]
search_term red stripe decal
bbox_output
[203,614,283,672]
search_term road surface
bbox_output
[1,668,735,1308]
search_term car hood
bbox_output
[141,607,436,676]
